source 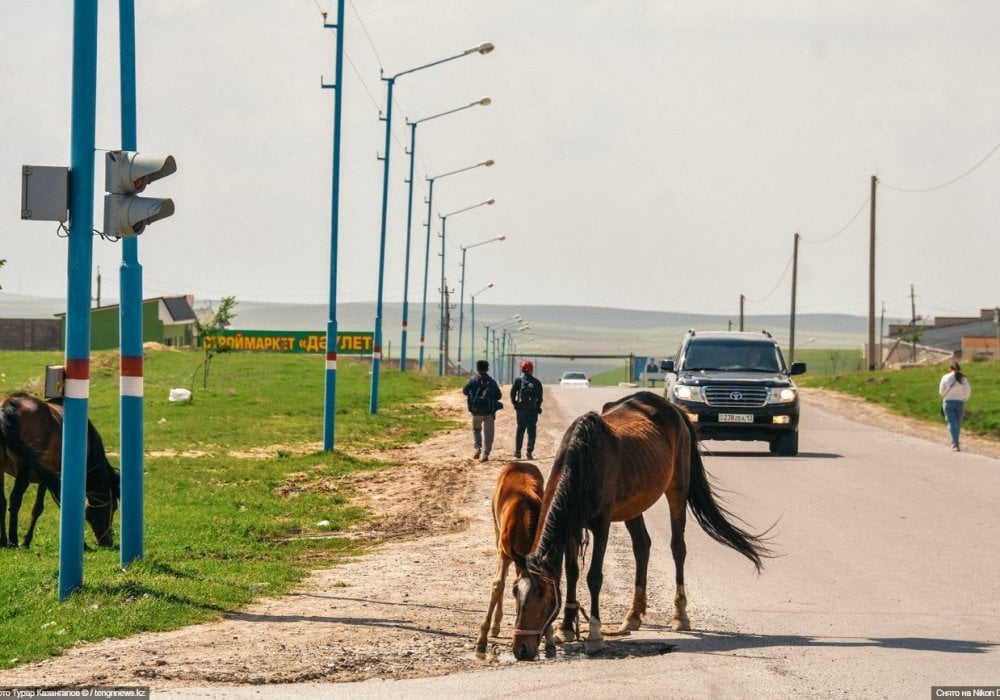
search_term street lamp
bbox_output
[470,282,493,370]
[399,97,491,373]
[438,198,495,375]
[458,235,505,375]
[370,41,494,414]
[418,159,494,372]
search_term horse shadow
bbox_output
[561,625,995,660]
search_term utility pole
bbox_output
[867,175,878,370]
[789,233,799,364]
[910,284,918,362]
[739,294,745,331]
[442,284,452,375]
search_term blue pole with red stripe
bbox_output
[60,0,99,600]
[118,0,144,565]
[322,0,345,449]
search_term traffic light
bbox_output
[103,151,176,237]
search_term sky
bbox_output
[2,1,999,323]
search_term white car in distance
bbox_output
[559,371,590,387]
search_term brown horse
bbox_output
[511,391,771,660]
[475,461,552,656]
[0,393,120,548]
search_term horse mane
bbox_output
[533,412,610,571]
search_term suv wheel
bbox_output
[776,431,798,457]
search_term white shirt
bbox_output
[939,371,971,401]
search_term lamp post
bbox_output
[470,282,493,370]
[458,235,505,375]
[418,159,494,372]
[399,97,490,373]
[370,41,493,414]
[485,314,522,382]
[438,198,495,375]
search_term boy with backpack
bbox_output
[463,359,502,461]
[510,360,543,459]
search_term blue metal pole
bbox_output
[370,76,395,413]
[118,0,144,567]
[60,0,99,601]
[322,0,345,449]
[399,122,417,373]
[417,178,436,372]
[470,298,476,366]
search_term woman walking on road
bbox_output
[938,361,971,451]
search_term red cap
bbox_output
[520,360,534,373]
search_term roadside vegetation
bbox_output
[798,358,1000,439]
[0,349,462,669]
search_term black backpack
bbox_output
[517,378,540,411]
[471,377,493,415]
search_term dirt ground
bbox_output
[1,388,996,690]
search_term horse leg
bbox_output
[22,484,46,549]
[668,493,690,631]
[7,469,31,548]
[618,515,651,633]
[553,536,580,644]
[476,552,509,654]
[584,522,610,655]
[0,471,7,547]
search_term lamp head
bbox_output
[486,198,496,205]
[469,42,495,55]
[483,159,495,167]
[476,97,492,107]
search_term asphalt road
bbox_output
[164,385,999,699]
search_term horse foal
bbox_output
[475,461,550,656]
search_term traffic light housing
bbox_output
[103,151,176,237]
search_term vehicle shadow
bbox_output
[703,449,842,459]
[675,629,996,655]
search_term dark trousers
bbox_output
[515,410,538,453]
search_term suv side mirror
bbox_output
[789,361,806,376]
[660,358,674,372]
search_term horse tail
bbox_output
[0,399,63,497]
[684,419,771,573]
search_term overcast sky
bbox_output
[3,1,998,322]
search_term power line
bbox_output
[800,194,871,244]
[880,140,1000,193]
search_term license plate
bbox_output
[718,413,753,423]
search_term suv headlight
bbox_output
[766,387,797,404]
[673,385,705,403]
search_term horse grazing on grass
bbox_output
[511,391,771,660]
[0,393,120,548]
[475,461,552,656]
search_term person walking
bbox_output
[510,360,543,459]
[938,361,971,451]
[463,359,502,461]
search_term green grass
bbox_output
[0,349,463,668]
[798,358,1000,440]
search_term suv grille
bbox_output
[703,386,768,407]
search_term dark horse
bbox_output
[512,391,771,660]
[0,393,120,548]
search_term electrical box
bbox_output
[44,364,65,399]
[21,165,69,222]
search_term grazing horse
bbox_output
[511,391,771,660]
[0,393,120,548]
[475,461,552,656]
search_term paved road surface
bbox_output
[164,385,999,699]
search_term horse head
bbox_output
[511,553,560,660]
[83,421,120,548]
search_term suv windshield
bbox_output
[682,340,781,373]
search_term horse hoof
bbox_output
[553,628,575,644]
[544,642,557,658]
[671,616,691,632]
[621,616,642,632]
[584,638,606,655]
[489,626,500,638]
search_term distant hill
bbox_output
[0,295,871,359]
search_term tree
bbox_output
[193,295,237,390]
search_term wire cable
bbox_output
[745,252,793,304]
[800,195,871,244]
[881,140,1000,193]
